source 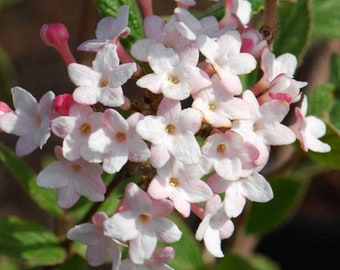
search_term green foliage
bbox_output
[94,0,144,49]
[273,0,313,64]
[0,216,66,267]
[56,254,87,270]
[312,0,340,38]
[307,83,335,118]
[0,142,62,216]
[215,253,279,270]
[246,177,308,235]
[168,214,205,270]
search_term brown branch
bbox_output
[261,0,278,48]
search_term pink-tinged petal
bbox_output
[206,174,229,194]
[195,214,211,241]
[177,42,199,66]
[102,146,128,174]
[0,112,21,134]
[215,157,242,181]
[148,44,178,74]
[86,245,110,266]
[88,129,111,154]
[197,34,219,60]
[178,108,203,134]
[97,86,125,107]
[219,218,234,239]
[147,177,168,200]
[240,173,273,202]
[58,184,80,208]
[108,63,137,87]
[162,81,191,100]
[15,134,38,157]
[92,44,119,71]
[67,224,101,245]
[157,98,182,120]
[228,53,256,74]
[77,39,107,52]
[36,161,70,189]
[218,30,242,56]
[152,217,182,243]
[205,194,222,215]
[224,183,246,217]
[144,15,165,38]
[38,91,55,116]
[127,136,150,162]
[130,39,157,61]
[173,195,191,217]
[305,116,327,138]
[203,226,224,258]
[68,63,101,86]
[181,180,213,203]
[151,246,175,263]
[129,233,157,264]
[219,71,243,95]
[168,132,201,165]
[72,86,98,105]
[0,101,12,113]
[136,73,165,94]
[11,87,38,116]
[150,144,171,168]
[136,115,166,144]
[260,100,289,123]
[103,211,139,241]
[125,182,153,214]
[260,124,296,145]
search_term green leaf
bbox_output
[215,253,256,270]
[0,142,62,216]
[56,254,87,270]
[246,177,308,235]
[307,83,335,118]
[168,214,205,270]
[273,0,313,64]
[330,102,340,131]
[94,0,144,49]
[215,253,280,270]
[0,256,20,270]
[312,0,340,39]
[0,216,66,267]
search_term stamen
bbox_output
[165,124,176,134]
[169,177,179,187]
[80,123,91,134]
[217,143,227,153]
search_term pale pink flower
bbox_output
[37,146,106,208]
[67,212,121,270]
[136,98,202,168]
[51,103,104,162]
[240,27,267,58]
[0,86,54,157]
[103,183,182,264]
[0,101,12,132]
[131,15,188,61]
[173,7,227,41]
[232,90,296,166]
[197,31,256,95]
[290,95,331,152]
[202,129,259,181]
[120,247,175,270]
[207,172,273,218]
[88,109,150,173]
[68,43,136,107]
[192,74,252,128]
[195,194,234,258]
[136,43,210,100]
[77,5,130,52]
[267,73,307,104]
[148,157,213,217]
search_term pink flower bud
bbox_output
[53,94,74,116]
[40,23,75,66]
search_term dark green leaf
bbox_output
[56,254,87,270]
[215,253,256,270]
[168,214,205,270]
[0,142,62,216]
[307,83,335,118]
[246,177,308,235]
[273,0,313,64]
[94,0,144,49]
[312,0,340,39]
[0,216,66,267]
[0,255,20,270]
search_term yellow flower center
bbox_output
[168,75,179,84]
[217,143,227,153]
[139,214,150,224]
[208,104,216,111]
[165,124,176,134]
[80,123,91,134]
[169,177,179,187]
[116,131,127,142]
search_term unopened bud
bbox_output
[40,23,75,66]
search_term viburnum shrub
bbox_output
[0,0,339,269]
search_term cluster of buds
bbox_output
[0,0,330,269]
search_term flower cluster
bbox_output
[0,0,330,269]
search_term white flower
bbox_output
[0,86,54,156]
